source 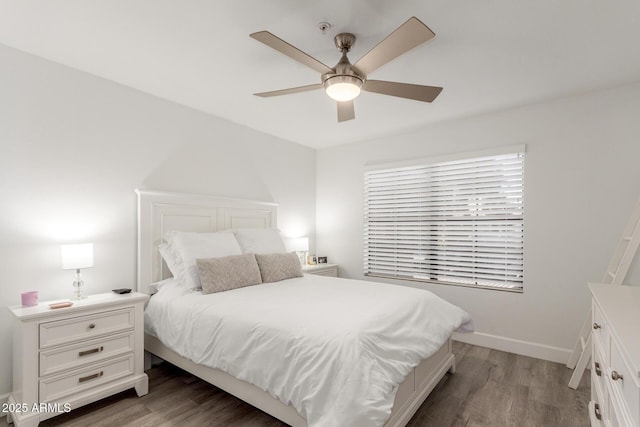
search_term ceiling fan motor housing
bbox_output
[334,33,356,52]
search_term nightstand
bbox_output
[7,292,149,427]
[303,263,339,277]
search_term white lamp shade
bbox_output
[61,243,94,270]
[286,237,309,252]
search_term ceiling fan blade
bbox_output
[337,100,355,122]
[363,80,442,103]
[353,17,435,76]
[251,31,333,74]
[254,83,323,97]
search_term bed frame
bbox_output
[136,189,456,427]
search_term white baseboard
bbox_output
[453,331,572,364]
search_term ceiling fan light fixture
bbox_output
[324,75,363,102]
[251,17,440,121]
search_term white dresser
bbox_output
[589,283,640,427]
[7,292,149,427]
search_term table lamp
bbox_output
[61,243,94,300]
[286,237,309,266]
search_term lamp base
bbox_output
[295,251,307,266]
[72,270,87,300]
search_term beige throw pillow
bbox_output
[255,252,303,283]
[197,254,262,295]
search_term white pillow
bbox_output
[165,231,243,290]
[148,277,176,294]
[159,242,183,280]
[233,228,287,254]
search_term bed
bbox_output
[136,189,472,427]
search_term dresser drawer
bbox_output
[39,355,134,403]
[593,343,608,407]
[610,338,640,426]
[592,343,610,425]
[592,371,610,424]
[39,308,134,348]
[589,400,606,427]
[39,332,134,376]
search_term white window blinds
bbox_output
[364,149,525,291]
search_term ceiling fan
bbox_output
[250,16,442,122]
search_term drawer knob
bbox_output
[594,403,602,420]
[594,362,602,377]
[593,322,601,330]
[611,370,624,381]
[88,323,96,329]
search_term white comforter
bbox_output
[145,275,472,427]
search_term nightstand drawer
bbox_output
[40,332,134,376]
[39,355,134,403]
[311,269,337,277]
[303,263,338,277]
[40,308,134,348]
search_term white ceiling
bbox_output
[2,0,639,149]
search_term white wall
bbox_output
[316,82,640,362]
[3,38,639,402]
[0,45,316,397]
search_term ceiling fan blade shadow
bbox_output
[251,31,333,74]
[254,83,323,97]
[363,80,442,103]
[337,100,355,122]
[353,17,435,76]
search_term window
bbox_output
[364,147,525,292]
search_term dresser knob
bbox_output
[88,323,96,329]
[611,370,624,381]
[594,403,602,420]
[594,362,602,377]
[593,322,601,330]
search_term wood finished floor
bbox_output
[2,342,590,427]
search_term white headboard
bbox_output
[136,189,278,294]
